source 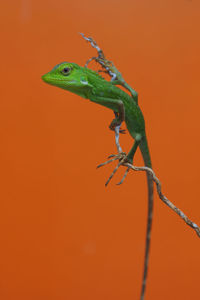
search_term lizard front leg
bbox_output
[90,96,140,185]
[89,95,125,130]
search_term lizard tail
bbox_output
[139,136,154,300]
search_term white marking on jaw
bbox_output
[111,73,117,81]
[81,80,88,85]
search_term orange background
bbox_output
[0,0,200,299]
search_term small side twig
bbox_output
[80,33,138,100]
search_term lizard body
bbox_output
[42,62,153,300]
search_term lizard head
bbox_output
[42,62,92,98]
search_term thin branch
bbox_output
[124,162,200,238]
[80,33,200,239]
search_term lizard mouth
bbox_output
[42,74,76,85]
[42,74,76,84]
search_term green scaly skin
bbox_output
[42,62,153,300]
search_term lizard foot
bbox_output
[97,152,131,186]
[109,119,126,134]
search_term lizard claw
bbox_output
[119,128,126,134]
[110,126,126,134]
[109,119,126,134]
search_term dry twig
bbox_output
[124,161,200,238]
[80,33,138,100]
[80,32,200,238]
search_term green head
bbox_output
[42,62,92,98]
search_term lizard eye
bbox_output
[61,67,71,75]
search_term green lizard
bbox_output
[42,62,153,300]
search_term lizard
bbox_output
[42,62,154,300]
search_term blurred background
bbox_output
[0,0,200,299]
